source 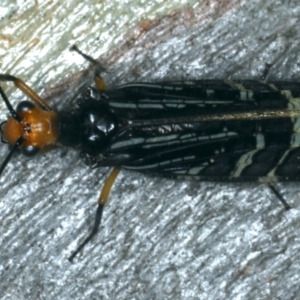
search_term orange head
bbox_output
[1,101,59,156]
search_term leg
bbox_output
[0,74,52,111]
[268,184,291,210]
[261,63,273,80]
[70,45,107,90]
[68,167,121,262]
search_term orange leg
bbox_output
[94,75,107,90]
[68,168,121,261]
[98,168,121,206]
[70,45,107,90]
[0,74,52,111]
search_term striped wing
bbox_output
[96,80,300,182]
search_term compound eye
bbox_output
[0,121,8,143]
[21,145,40,157]
[16,101,35,113]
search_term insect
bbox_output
[0,47,297,261]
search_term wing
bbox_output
[93,80,300,182]
[100,80,299,118]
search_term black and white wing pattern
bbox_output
[95,80,300,182]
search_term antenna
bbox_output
[0,136,23,176]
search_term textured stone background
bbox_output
[0,1,300,299]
